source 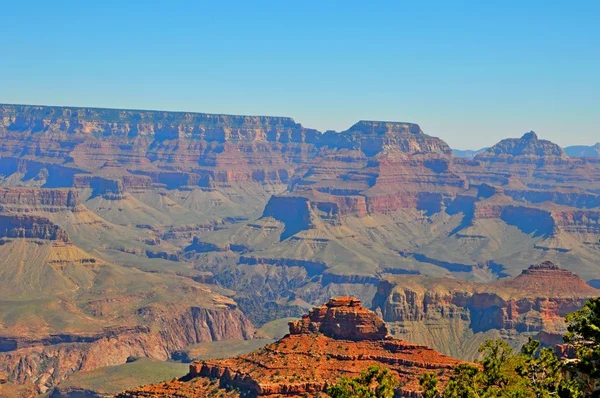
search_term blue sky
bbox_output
[1,1,598,149]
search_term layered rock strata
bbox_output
[120,297,464,397]
[0,304,255,394]
[372,262,600,358]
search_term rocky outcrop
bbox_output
[288,297,388,340]
[115,378,238,398]
[0,214,70,241]
[372,262,600,358]
[188,298,461,396]
[0,187,79,209]
[121,297,463,397]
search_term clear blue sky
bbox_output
[1,1,598,149]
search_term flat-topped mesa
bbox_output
[0,104,318,143]
[346,121,424,135]
[288,296,389,340]
[475,131,568,162]
[323,120,453,156]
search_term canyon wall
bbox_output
[372,262,600,359]
[0,306,255,394]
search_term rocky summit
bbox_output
[288,296,388,340]
[118,297,463,397]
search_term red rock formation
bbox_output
[121,297,463,397]
[116,378,239,398]
[288,296,388,341]
[188,297,460,397]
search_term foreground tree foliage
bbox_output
[328,298,600,397]
[327,365,398,398]
[564,297,600,395]
[420,339,579,397]
[419,297,600,398]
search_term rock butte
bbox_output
[288,296,389,340]
[118,297,464,397]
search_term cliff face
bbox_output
[0,212,256,394]
[327,121,453,156]
[0,187,79,209]
[0,106,449,155]
[1,302,255,394]
[119,297,463,397]
[0,105,455,190]
[0,104,315,142]
[1,306,254,394]
[0,213,70,241]
[372,262,600,359]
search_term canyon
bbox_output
[0,104,599,394]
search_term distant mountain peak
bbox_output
[522,131,538,140]
[476,131,567,161]
[564,142,600,158]
[452,147,489,159]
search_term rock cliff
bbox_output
[1,306,254,394]
[0,217,256,394]
[372,262,600,359]
[0,187,79,209]
[0,213,70,241]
